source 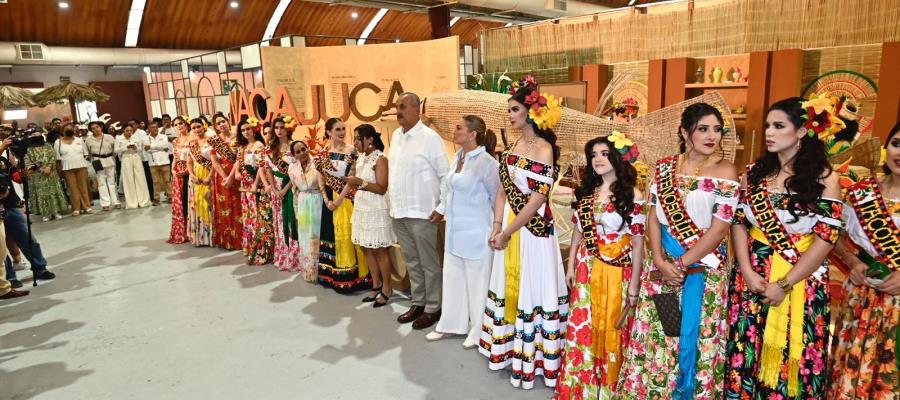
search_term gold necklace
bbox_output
[521,136,537,157]
[678,153,713,190]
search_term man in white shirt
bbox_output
[146,120,172,205]
[129,119,156,204]
[389,92,450,330]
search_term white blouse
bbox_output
[574,199,647,243]
[54,137,90,171]
[843,195,899,261]
[648,174,740,229]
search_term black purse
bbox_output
[91,135,105,172]
[651,292,682,337]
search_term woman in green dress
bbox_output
[24,132,68,221]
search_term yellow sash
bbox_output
[749,227,814,397]
[503,207,521,324]
[194,163,212,223]
[590,235,630,386]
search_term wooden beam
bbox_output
[744,51,772,165]
[428,6,451,39]
[767,49,804,106]
[663,58,695,106]
[874,42,900,141]
[647,59,665,112]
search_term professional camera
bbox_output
[6,130,29,161]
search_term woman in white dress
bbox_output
[481,84,568,390]
[116,125,151,209]
[346,124,396,308]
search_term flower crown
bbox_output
[509,75,562,131]
[609,130,639,163]
[283,115,298,132]
[800,91,846,140]
[246,117,261,133]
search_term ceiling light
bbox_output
[357,8,388,45]
[449,17,460,27]
[628,0,637,5]
[230,1,239,8]
[504,23,513,27]
[351,11,359,19]
[59,2,69,8]
[124,0,147,47]
[395,39,400,43]
[262,0,292,45]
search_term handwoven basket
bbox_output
[423,90,737,170]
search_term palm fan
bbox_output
[802,70,878,134]
[0,85,37,108]
[34,82,110,119]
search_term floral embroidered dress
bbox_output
[723,175,843,399]
[289,161,323,282]
[187,141,214,247]
[555,195,646,400]
[829,177,898,399]
[25,144,68,216]
[617,156,739,400]
[350,150,396,249]
[315,150,370,293]
[268,149,302,272]
[168,139,190,244]
[479,148,568,390]
[209,136,242,250]
[238,144,274,265]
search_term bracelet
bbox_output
[674,256,685,271]
[359,180,369,190]
[776,276,793,293]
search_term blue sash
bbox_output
[660,225,704,400]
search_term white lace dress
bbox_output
[350,150,396,249]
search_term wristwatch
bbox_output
[776,277,792,293]
[359,180,368,190]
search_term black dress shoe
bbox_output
[397,305,425,324]
[361,286,382,303]
[373,292,392,308]
[412,310,442,330]
[35,270,56,281]
[10,279,22,289]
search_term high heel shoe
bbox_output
[373,291,392,308]
[361,286,382,303]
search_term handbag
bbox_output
[91,135,105,172]
[651,292,682,337]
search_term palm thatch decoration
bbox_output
[0,85,37,108]
[34,82,110,119]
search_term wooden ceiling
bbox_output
[0,0,651,50]
[0,0,130,47]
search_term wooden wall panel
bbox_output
[91,81,148,123]
[874,42,900,141]
[767,49,804,106]
[647,59,665,112]
[275,2,379,47]
[663,58,695,106]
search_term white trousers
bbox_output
[435,251,493,341]
[120,154,150,209]
[96,164,120,207]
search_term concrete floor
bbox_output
[0,206,552,400]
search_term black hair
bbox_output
[51,118,62,123]
[678,102,725,158]
[236,119,264,147]
[161,114,171,119]
[509,86,560,169]
[290,140,308,155]
[324,117,342,139]
[354,124,384,151]
[88,121,104,131]
[573,136,637,229]
[189,118,205,135]
[152,117,162,125]
[883,122,900,176]
[269,117,288,155]
[747,97,832,222]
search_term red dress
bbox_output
[167,139,189,244]
[209,136,243,250]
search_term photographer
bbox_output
[0,137,55,290]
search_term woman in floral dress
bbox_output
[208,113,242,250]
[617,103,739,400]
[555,135,645,399]
[187,118,214,247]
[234,119,273,265]
[724,97,842,399]
[828,122,900,399]
[24,132,67,220]
[264,117,301,272]
[288,140,323,282]
[168,116,191,244]
[316,118,370,293]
